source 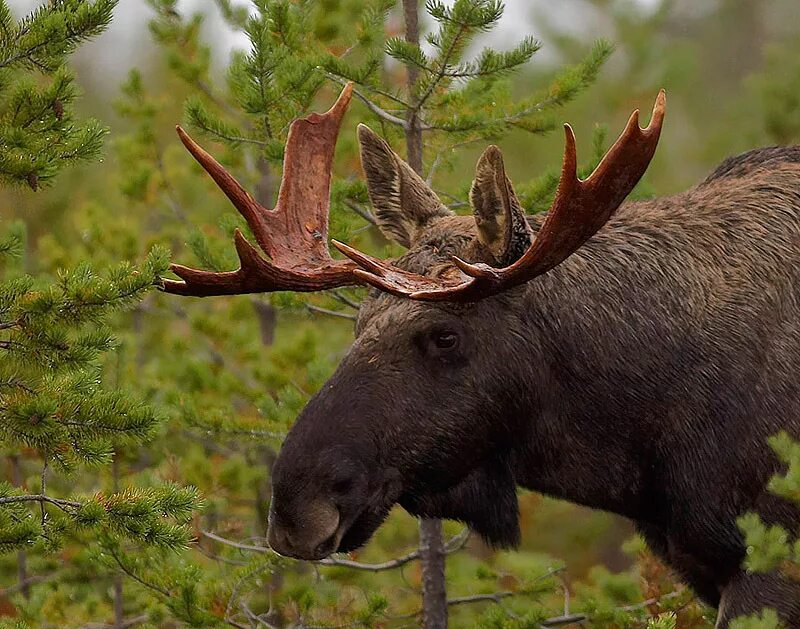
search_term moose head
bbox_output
[163,83,665,560]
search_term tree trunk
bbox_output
[10,455,30,600]
[253,156,277,346]
[402,1,448,627]
[419,518,448,628]
[112,456,125,628]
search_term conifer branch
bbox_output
[0,494,82,511]
[327,74,407,128]
[107,545,171,598]
[414,21,470,113]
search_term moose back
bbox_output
[163,85,800,626]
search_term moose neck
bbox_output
[508,205,685,522]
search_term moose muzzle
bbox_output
[267,499,341,560]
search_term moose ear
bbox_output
[357,124,452,247]
[470,146,533,266]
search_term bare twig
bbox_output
[322,549,420,572]
[330,290,361,311]
[540,588,687,628]
[426,137,483,185]
[201,530,269,553]
[421,94,561,132]
[413,14,472,114]
[0,573,55,596]
[240,600,278,628]
[226,571,257,627]
[200,528,469,573]
[540,612,588,627]
[324,73,410,108]
[195,543,249,566]
[306,305,357,321]
[446,591,516,607]
[0,494,82,511]
[78,614,149,629]
[40,459,48,526]
[620,589,685,612]
[344,199,378,225]
[107,547,170,598]
[326,74,408,128]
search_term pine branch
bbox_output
[199,527,469,572]
[107,545,170,598]
[327,74,407,127]
[0,1,116,188]
[0,494,82,510]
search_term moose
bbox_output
[163,84,800,626]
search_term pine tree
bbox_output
[0,0,116,190]
[734,433,800,628]
[121,1,684,627]
[0,2,201,626]
[3,0,770,626]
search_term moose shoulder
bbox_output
[163,85,800,626]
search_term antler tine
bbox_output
[331,240,447,297]
[336,90,666,302]
[463,88,666,288]
[175,126,271,255]
[163,83,361,297]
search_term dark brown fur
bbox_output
[269,145,800,627]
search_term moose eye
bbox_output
[433,331,459,351]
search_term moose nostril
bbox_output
[267,500,340,559]
[267,525,294,556]
[314,533,337,559]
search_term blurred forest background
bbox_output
[1,0,800,627]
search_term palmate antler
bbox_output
[334,90,666,301]
[162,83,359,296]
[163,85,665,303]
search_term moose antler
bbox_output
[164,87,665,304]
[162,83,359,296]
[333,90,666,302]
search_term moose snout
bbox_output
[267,499,341,560]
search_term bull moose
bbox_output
[163,83,800,626]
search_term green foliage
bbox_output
[738,433,800,575]
[736,432,800,625]
[648,613,676,629]
[0,0,115,72]
[5,0,800,626]
[0,236,199,552]
[0,5,202,624]
[750,39,800,144]
[0,0,116,189]
[730,609,783,629]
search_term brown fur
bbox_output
[269,145,800,627]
